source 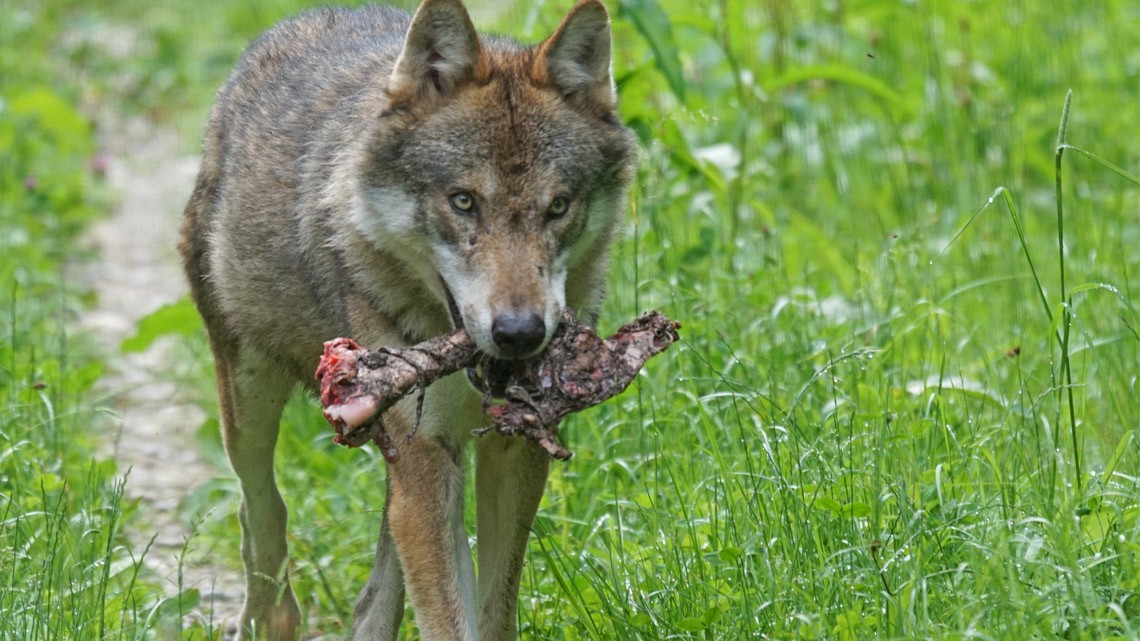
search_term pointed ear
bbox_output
[532,0,617,111]
[388,0,489,106]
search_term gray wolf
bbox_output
[177,0,636,638]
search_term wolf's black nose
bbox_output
[492,312,546,357]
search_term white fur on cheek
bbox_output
[350,186,448,319]
[353,185,419,246]
[544,265,567,347]
[436,248,499,357]
[353,185,438,279]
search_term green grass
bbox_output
[16,0,1140,639]
[0,17,157,640]
[0,7,223,638]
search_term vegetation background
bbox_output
[1,0,1137,639]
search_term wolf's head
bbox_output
[353,0,636,360]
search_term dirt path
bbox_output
[84,116,244,630]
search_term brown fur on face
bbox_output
[358,60,635,355]
[178,1,636,639]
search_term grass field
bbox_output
[5,0,1139,639]
[0,11,160,639]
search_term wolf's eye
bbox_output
[548,197,570,219]
[449,192,475,214]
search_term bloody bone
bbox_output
[316,310,680,461]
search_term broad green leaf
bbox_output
[765,64,904,113]
[619,0,686,102]
[676,616,706,632]
[8,88,90,150]
[814,497,842,513]
[717,545,743,562]
[701,604,724,626]
[120,297,203,353]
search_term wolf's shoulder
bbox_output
[212,4,412,125]
[236,5,411,77]
[259,5,412,48]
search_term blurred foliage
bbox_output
[5,0,1138,638]
[0,7,209,639]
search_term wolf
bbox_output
[177,0,637,639]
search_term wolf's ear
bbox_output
[388,0,489,105]
[532,0,617,111]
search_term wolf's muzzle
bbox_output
[491,312,546,359]
[441,279,464,331]
[440,276,515,396]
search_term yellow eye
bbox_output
[548,197,569,218]
[450,192,475,213]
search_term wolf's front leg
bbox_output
[475,433,550,640]
[216,347,300,641]
[351,483,405,641]
[385,433,477,641]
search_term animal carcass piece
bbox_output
[316,310,680,461]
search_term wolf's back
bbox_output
[179,6,413,375]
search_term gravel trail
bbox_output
[84,115,244,632]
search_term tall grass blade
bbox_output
[1057,145,1140,185]
[1054,90,1081,492]
[942,187,1053,324]
[618,0,686,103]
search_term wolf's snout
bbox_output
[492,312,546,358]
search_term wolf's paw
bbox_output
[233,601,302,641]
[220,619,240,641]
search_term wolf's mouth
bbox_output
[440,278,518,397]
[442,280,464,331]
